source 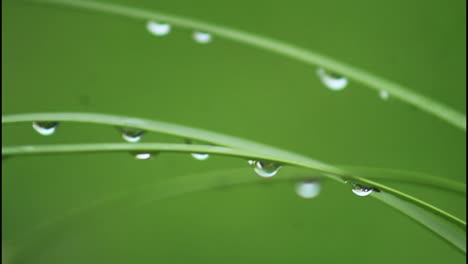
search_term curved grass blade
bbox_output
[2,143,466,195]
[32,0,466,130]
[3,143,467,243]
[2,113,466,252]
[341,166,466,195]
[374,191,466,253]
[2,112,347,175]
[10,168,466,260]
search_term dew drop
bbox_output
[120,128,145,143]
[250,160,281,178]
[134,152,152,160]
[32,122,59,136]
[296,181,321,199]
[379,90,389,100]
[316,68,348,91]
[247,160,255,166]
[191,153,210,160]
[147,21,171,36]
[352,184,374,197]
[193,31,212,44]
[185,139,210,161]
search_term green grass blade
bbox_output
[136,169,467,253]
[341,166,466,195]
[32,0,466,131]
[374,191,466,253]
[10,168,466,260]
[2,112,346,175]
[3,112,466,253]
[3,143,466,195]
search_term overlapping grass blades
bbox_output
[2,112,466,253]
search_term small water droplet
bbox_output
[379,90,389,100]
[147,21,171,36]
[191,153,210,160]
[120,128,145,143]
[296,181,321,199]
[316,68,348,91]
[32,122,59,136]
[185,139,210,161]
[193,31,212,44]
[247,160,255,165]
[250,160,281,178]
[134,152,152,160]
[352,184,374,197]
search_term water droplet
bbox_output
[32,122,59,136]
[352,184,374,197]
[247,160,255,165]
[379,90,389,100]
[316,68,348,91]
[120,128,145,143]
[147,21,171,36]
[250,160,281,178]
[193,31,212,44]
[134,152,152,160]
[191,153,210,160]
[296,181,321,199]
[185,139,210,161]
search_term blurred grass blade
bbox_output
[12,168,466,260]
[33,0,466,130]
[374,191,466,253]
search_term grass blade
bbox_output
[2,143,466,195]
[3,112,466,253]
[341,166,466,195]
[10,168,466,259]
[32,0,467,130]
[374,191,466,253]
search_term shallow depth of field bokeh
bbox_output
[2,0,466,263]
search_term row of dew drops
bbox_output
[146,21,390,99]
[32,121,375,199]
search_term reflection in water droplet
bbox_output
[134,152,152,160]
[352,184,374,197]
[193,31,212,44]
[296,181,321,199]
[147,21,171,36]
[250,160,281,178]
[32,122,59,136]
[247,160,255,165]
[379,90,389,100]
[120,128,145,143]
[316,68,348,91]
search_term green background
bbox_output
[2,0,466,263]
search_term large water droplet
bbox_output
[316,68,348,91]
[120,128,145,143]
[352,184,374,197]
[134,152,152,160]
[32,122,59,136]
[147,21,171,36]
[250,160,281,178]
[296,181,321,199]
[193,31,212,44]
[379,90,389,100]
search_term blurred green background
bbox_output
[2,0,466,263]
